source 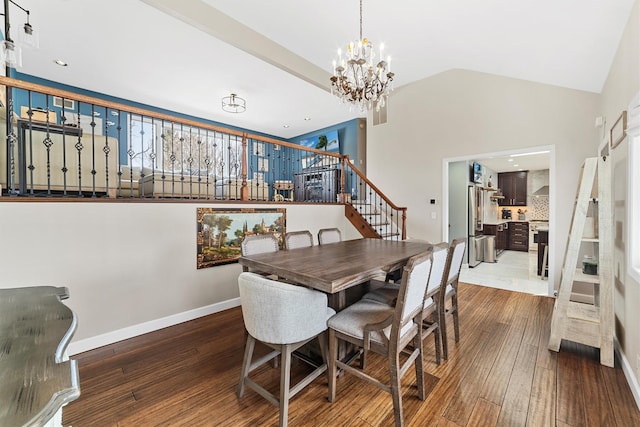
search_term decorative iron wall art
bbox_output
[196,207,286,269]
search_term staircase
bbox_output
[346,201,402,240]
[339,157,406,241]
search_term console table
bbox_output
[0,286,80,427]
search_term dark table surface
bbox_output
[239,238,432,295]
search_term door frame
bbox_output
[441,144,556,297]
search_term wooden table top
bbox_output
[238,238,432,294]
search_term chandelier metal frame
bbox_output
[330,0,394,112]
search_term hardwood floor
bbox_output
[63,283,640,426]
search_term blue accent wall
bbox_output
[288,119,359,163]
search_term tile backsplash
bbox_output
[530,196,549,220]
[528,169,549,220]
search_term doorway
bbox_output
[443,146,555,297]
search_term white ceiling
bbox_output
[10,0,635,139]
[476,151,550,173]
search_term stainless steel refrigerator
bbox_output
[468,185,486,267]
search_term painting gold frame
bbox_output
[196,207,286,269]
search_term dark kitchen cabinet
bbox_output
[508,221,529,251]
[483,223,508,253]
[498,171,528,206]
[497,223,508,250]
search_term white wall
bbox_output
[366,69,600,291]
[447,161,469,242]
[0,202,357,353]
[600,0,640,404]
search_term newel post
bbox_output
[240,133,248,201]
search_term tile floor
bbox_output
[460,249,552,296]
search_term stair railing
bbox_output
[340,156,407,240]
[1,76,407,240]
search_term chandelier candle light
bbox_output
[330,0,394,112]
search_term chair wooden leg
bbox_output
[238,335,256,398]
[452,286,460,343]
[389,353,404,427]
[317,331,330,383]
[328,329,338,403]
[440,299,449,360]
[414,330,426,400]
[279,344,292,427]
[431,312,442,365]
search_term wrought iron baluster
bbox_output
[75,102,83,196]
[60,97,68,196]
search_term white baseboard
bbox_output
[67,298,241,356]
[615,338,640,410]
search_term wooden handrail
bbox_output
[0,76,343,159]
[342,155,407,212]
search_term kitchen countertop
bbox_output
[484,219,530,225]
[484,220,509,225]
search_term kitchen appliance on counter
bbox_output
[468,185,485,267]
[501,208,512,219]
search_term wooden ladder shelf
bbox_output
[548,156,614,367]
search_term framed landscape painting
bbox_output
[196,207,286,269]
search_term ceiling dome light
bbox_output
[54,59,68,66]
[222,93,246,113]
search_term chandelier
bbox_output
[330,0,394,112]
[221,93,246,113]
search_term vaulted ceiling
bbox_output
[10,0,636,139]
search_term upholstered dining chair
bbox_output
[361,243,449,364]
[237,272,335,427]
[327,249,434,427]
[440,237,467,359]
[317,228,342,245]
[240,234,280,273]
[284,230,313,250]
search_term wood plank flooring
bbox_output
[63,283,640,426]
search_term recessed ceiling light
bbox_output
[513,164,519,167]
[283,124,290,128]
[54,59,68,66]
[508,158,514,162]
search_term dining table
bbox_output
[238,237,433,310]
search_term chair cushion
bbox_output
[444,283,454,297]
[328,300,395,345]
[361,283,400,305]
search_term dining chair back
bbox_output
[284,230,313,250]
[440,237,466,359]
[327,249,434,427]
[240,234,279,273]
[317,228,342,245]
[237,272,336,427]
[361,243,449,364]
[420,243,449,364]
